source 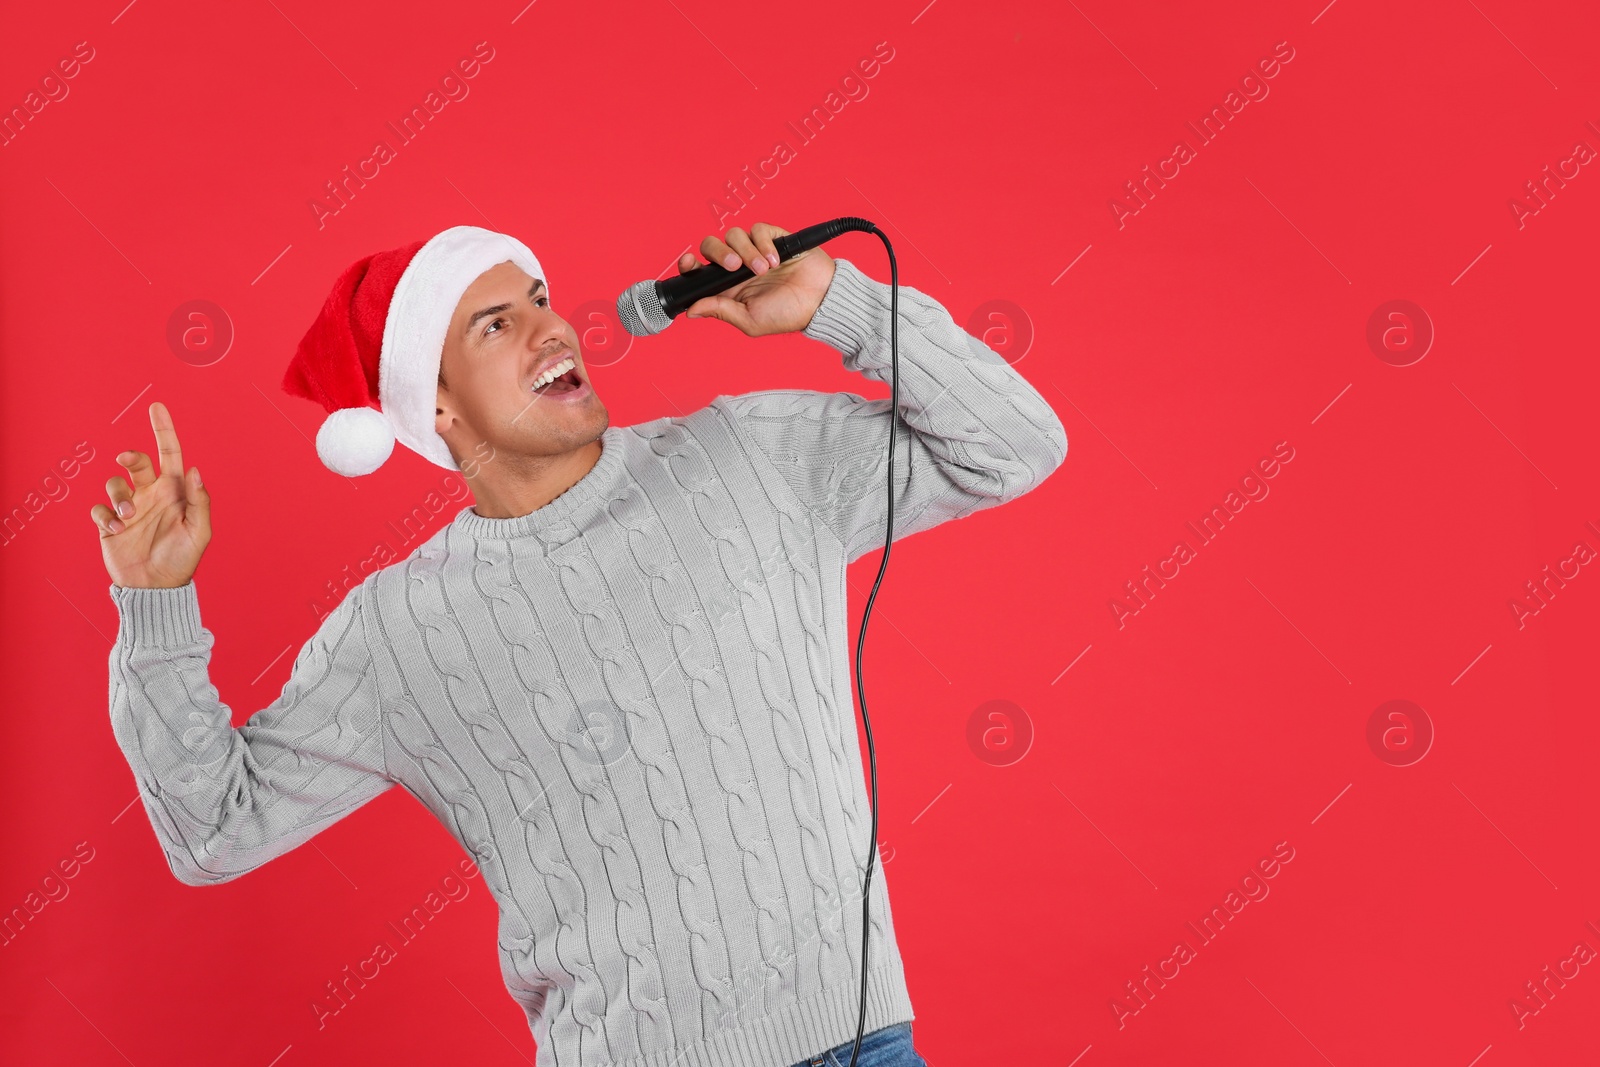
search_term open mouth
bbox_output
[531,356,584,395]
[536,367,582,394]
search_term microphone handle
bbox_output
[659,217,874,319]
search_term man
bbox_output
[93,222,1067,1067]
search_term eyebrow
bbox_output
[465,279,546,337]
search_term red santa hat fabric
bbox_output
[283,225,546,476]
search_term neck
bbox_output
[463,437,605,519]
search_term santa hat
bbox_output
[283,224,546,476]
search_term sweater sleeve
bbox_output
[717,257,1068,563]
[107,579,393,886]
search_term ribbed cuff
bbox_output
[108,582,205,647]
[801,258,890,358]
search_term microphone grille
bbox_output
[616,280,673,337]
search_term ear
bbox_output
[435,380,456,436]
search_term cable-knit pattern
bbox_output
[593,471,746,1038]
[721,259,1067,566]
[701,401,867,990]
[628,421,799,1030]
[693,405,857,1009]
[103,257,1066,1067]
[106,582,390,886]
[479,519,662,1064]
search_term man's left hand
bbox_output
[680,223,835,337]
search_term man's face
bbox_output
[435,260,607,470]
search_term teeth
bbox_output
[532,356,576,390]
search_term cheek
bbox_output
[466,363,531,416]
[470,371,515,409]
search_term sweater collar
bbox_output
[448,425,627,540]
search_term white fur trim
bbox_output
[317,406,396,477]
[379,225,546,470]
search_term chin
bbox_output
[520,401,609,456]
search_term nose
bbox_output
[529,313,569,354]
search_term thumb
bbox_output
[184,467,211,538]
[686,296,756,333]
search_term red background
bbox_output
[3,1,1598,1064]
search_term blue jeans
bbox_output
[790,1021,928,1067]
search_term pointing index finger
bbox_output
[148,401,184,479]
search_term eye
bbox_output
[535,295,549,308]
[483,317,507,337]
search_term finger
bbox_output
[700,235,740,272]
[723,227,769,275]
[750,222,788,269]
[184,467,211,542]
[149,402,184,479]
[106,475,136,521]
[677,251,700,275]
[117,450,158,489]
[90,503,124,537]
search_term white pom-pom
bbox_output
[316,407,395,477]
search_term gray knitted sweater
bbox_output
[107,258,1067,1067]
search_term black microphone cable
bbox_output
[842,219,897,1067]
[764,217,899,1067]
[760,217,897,1067]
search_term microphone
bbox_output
[616,217,875,336]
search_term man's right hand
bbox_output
[91,401,212,589]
